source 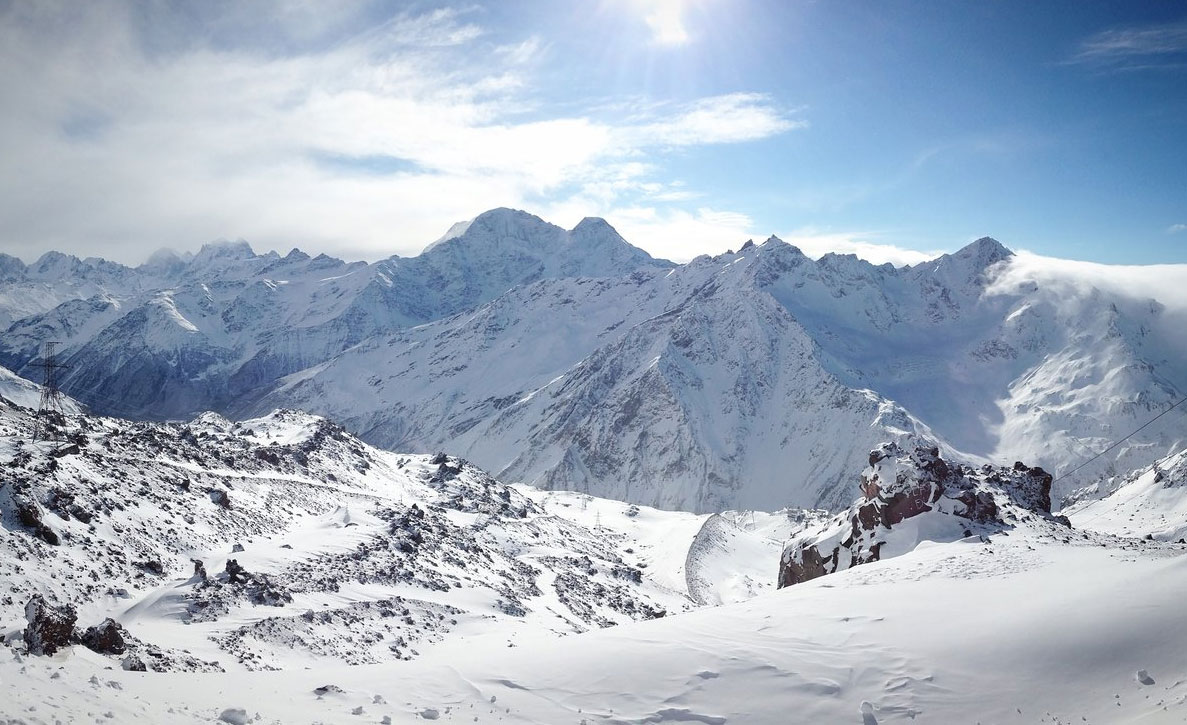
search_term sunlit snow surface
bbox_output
[5,524,1187,723]
[1,395,1185,722]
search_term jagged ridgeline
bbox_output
[2,209,1184,513]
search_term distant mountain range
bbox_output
[2,208,1183,511]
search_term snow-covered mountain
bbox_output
[4,211,1184,512]
[1064,447,1187,541]
[0,209,670,420]
[253,232,1186,511]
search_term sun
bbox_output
[638,0,691,45]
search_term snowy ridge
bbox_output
[4,213,1185,511]
[0,208,669,421]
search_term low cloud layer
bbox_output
[988,251,1187,313]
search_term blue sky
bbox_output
[0,0,1184,264]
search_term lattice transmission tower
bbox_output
[30,341,69,443]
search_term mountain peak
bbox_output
[570,217,630,247]
[953,236,1012,266]
[192,239,256,266]
[571,216,617,234]
[0,253,26,280]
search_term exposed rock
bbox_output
[779,443,1061,588]
[15,497,59,546]
[210,489,231,509]
[23,595,77,655]
[225,559,248,584]
[137,559,166,576]
[121,653,147,672]
[81,618,128,655]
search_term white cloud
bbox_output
[779,232,945,267]
[0,1,803,264]
[986,251,1187,314]
[1068,20,1187,70]
[1168,224,1187,234]
[627,94,806,147]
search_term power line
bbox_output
[1056,395,1187,484]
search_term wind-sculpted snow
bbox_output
[778,442,1066,587]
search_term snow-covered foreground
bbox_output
[6,528,1186,724]
[2,387,1186,723]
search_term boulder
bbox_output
[23,595,77,655]
[121,653,147,672]
[81,618,128,655]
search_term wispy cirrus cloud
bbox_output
[1067,19,1187,70]
[1168,224,1187,234]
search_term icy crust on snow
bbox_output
[0,403,796,676]
[1065,447,1187,541]
[778,442,1063,587]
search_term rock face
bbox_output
[23,595,77,655]
[81,618,128,655]
[778,443,1058,588]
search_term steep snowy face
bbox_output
[259,242,950,513]
[778,442,1063,587]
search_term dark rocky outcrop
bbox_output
[81,618,128,655]
[779,443,1059,588]
[15,497,60,546]
[23,595,77,655]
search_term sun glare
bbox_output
[641,0,690,45]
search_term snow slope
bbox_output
[0,364,84,414]
[1065,447,1187,541]
[3,513,1185,723]
[0,403,812,678]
